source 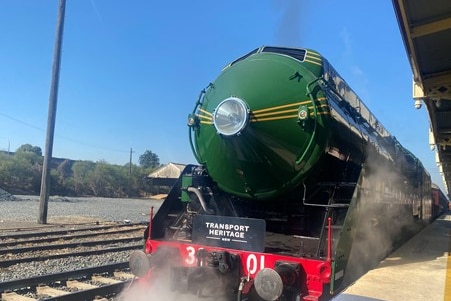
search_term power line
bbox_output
[0,112,129,154]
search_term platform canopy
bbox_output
[392,0,451,193]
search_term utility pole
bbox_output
[129,148,134,175]
[38,0,66,224]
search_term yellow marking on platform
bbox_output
[446,231,451,301]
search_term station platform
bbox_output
[333,213,451,301]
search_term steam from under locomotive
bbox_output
[341,145,425,285]
[126,46,441,301]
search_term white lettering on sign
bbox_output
[205,222,251,232]
[246,254,265,274]
[208,229,245,238]
[204,222,250,241]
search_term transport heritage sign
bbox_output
[192,215,266,252]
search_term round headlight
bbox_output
[254,268,283,301]
[213,97,249,136]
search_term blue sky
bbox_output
[0,1,446,191]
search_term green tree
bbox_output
[57,160,73,178]
[0,143,159,197]
[9,154,41,193]
[139,150,160,169]
[125,163,150,197]
[71,161,95,195]
[0,153,13,187]
[90,162,129,197]
[52,160,74,195]
[16,144,42,156]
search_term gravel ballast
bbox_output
[0,192,163,282]
[0,195,162,225]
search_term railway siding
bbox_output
[0,193,163,300]
[1,259,135,301]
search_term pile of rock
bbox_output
[0,187,17,201]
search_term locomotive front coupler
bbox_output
[170,249,241,297]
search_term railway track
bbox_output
[0,223,146,268]
[0,262,134,301]
[0,225,145,247]
[0,223,146,243]
[0,222,147,300]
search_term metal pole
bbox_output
[38,0,66,224]
[129,148,133,175]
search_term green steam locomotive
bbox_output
[129,46,435,301]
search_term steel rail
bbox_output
[0,222,146,240]
[0,262,130,291]
[0,226,145,248]
[0,244,142,267]
[0,236,142,255]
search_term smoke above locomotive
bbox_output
[127,46,434,301]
